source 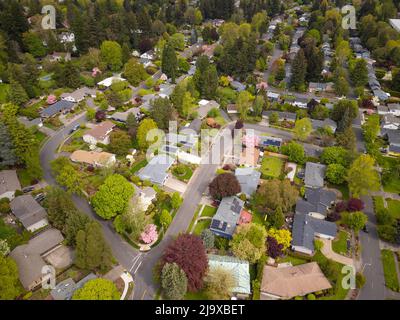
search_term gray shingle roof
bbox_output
[304,162,326,188]
[235,168,261,197]
[10,195,47,229]
[263,111,297,121]
[137,154,175,185]
[40,100,75,117]
[292,214,337,252]
[210,196,244,238]
[295,188,336,217]
[0,170,21,196]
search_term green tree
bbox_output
[22,32,46,57]
[252,95,264,117]
[9,78,29,106]
[159,209,172,229]
[171,192,183,209]
[181,92,196,119]
[0,255,21,300]
[64,211,90,246]
[92,174,135,219]
[72,278,120,300]
[321,146,349,166]
[137,118,159,150]
[342,211,368,232]
[51,157,83,195]
[161,262,188,300]
[168,33,185,51]
[350,59,368,88]
[150,97,174,129]
[74,222,113,272]
[326,164,347,185]
[108,130,132,156]
[290,49,307,91]
[45,187,79,230]
[200,229,215,249]
[281,142,306,164]
[294,117,313,141]
[123,58,148,86]
[162,44,178,82]
[237,91,253,120]
[230,223,267,263]
[267,206,285,229]
[347,155,380,197]
[204,267,237,300]
[100,40,123,71]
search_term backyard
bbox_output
[260,156,284,179]
[381,249,400,292]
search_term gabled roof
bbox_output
[10,195,47,229]
[111,107,141,122]
[311,118,337,131]
[261,262,332,299]
[70,150,115,166]
[292,213,337,252]
[40,100,75,117]
[210,196,244,237]
[304,162,326,188]
[137,154,175,185]
[235,168,261,197]
[181,119,202,135]
[0,170,21,195]
[208,254,251,295]
[263,111,297,121]
[84,121,115,141]
[197,100,220,119]
[386,129,400,145]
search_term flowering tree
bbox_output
[141,224,158,244]
[47,95,57,105]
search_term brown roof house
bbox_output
[83,121,115,146]
[10,195,49,232]
[0,170,21,200]
[10,229,65,290]
[70,150,116,167]
[260,262,332,300]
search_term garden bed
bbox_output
[381,249,400,292]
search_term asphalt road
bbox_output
[132,125,235,300]
[358,196,386,300]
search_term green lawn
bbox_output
[193,219,211,236]
[387,199,400,219]
[381,249,400,292]
[260,156,284,179]
[278,255,309,266]
[35,131,47,145]
[131,159,148,174]
[201,205,217,217]
[328,183,349,200]
[187,205,202,233]
[17,169,35,188]
[373,196,385,213]
[332,231,349,256]
[172,164,193,182]
[383,179,400,194]
[185,291,208,300]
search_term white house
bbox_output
[97,76,126,88]
[83,121,115,146]
[61,87,97,103]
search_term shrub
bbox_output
[200,229,215,249]
[307,293,316,300]
[356,272,366,289]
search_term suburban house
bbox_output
[295,188,337,220]
[97,76,126,88]
[292,98,308,109]
[258,136,283,149]
[304,162,326,189]
[226,104,238,114]
[230,81,246,92]
[260,262,332,300]
[308,82,334,93]
[291,213,337,255]
[10,195,49,232]
[382,114,400,130]
[238,146,260,167]
[10,229,65,290]
[60,87,97,103]
[235,168,261,198]
[180,119,202,136]
[208,254,251,298]
[197,100,220,119]
[70,150,116,167]
[137,154,175,185]
[40,100,75,118]
[0,170,21,200]
[311,118,337,133]
[110,107,142,123]
[377,105,390,115]
[166,132,197,150]
[387,103,400,116]
[83,121,115,146]
[262,111,297,123]
[50,273,97,300]
[18,117,43,129]
[133,185,157,212]
[210,196,250,238]
[267,91,280,102]
[385,129,400,156]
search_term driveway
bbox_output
[320,238,355,267]
[164,176,187,194]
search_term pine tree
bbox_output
[290,49,307,91]
[161,263,188,300]
[162,44,178,82]
[9,78,28,106]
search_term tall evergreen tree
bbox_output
[162,44,178,82]
[290,49,307,91]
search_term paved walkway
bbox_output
[120,272,133,300]
[371,191,400,201]
[39,126,56,137]
[320,238,355,267]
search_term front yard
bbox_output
[260,156,284,179]
[381,249,400,292]
[332,231,350,256]
[387,199,400,220]
[171,163,194,183]
[191,205,217,235]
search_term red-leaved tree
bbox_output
[266,236,283,258]
[161,234,208,292]
[209,173,241,200]
[347,198,365,212]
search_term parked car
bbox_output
[22,186,35,193]
[69,124,80,134]
[362,225,369,233]
[34,193,45,202]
